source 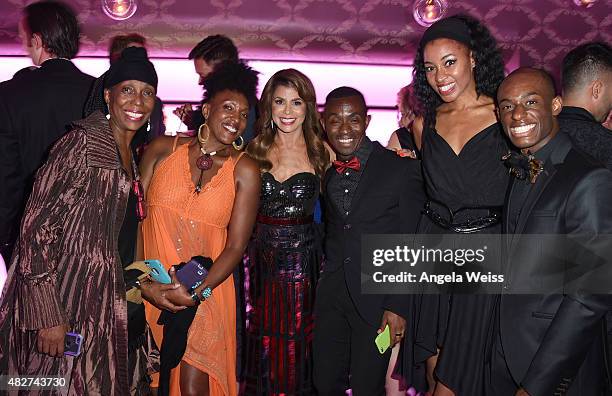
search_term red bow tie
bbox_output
[333,157,361,174]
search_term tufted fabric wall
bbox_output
[0,0,610,77]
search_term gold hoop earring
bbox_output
[232,135,245,151]
[197,122,210,145]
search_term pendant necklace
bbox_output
[195,123,221,193]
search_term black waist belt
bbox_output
[423,201,501,234]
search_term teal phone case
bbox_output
[145,259,171,284]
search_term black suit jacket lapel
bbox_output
[324,166,334,193]
[504,178,516,235]
[509,135,572,252]
[349,143,381,215]
[323,167,341,216]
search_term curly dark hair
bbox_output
[413,14,504,126]
[202,61,258,107]
[247,69,330,177]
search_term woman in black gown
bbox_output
[244,69,330,395]
[398,15,509,396]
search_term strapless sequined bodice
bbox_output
[258,172,319,218]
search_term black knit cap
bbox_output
[420,16,472,49]
[104,46,158,90]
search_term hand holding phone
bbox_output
[374,325,391,354]
[175,256,214,291]
[64,332,83,357]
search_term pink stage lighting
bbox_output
[0,56,412,144]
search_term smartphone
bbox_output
[145,259,171,284]
[64,332,83,357]
[175,256,213,291]
[374,325,391,355]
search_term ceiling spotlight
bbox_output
[413,0,448,27]
[102,0,137,21]
[573,0,597,7]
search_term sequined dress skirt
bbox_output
[243,217,320,395]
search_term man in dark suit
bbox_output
[559,42,612,170]
[491,68,612,396]
[0,1,94,261]
[313,86,424,395]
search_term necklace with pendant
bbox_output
[195,123,223,193]
[196,146,217,171]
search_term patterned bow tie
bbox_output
[333,157,361,174]
[502,150,544,184]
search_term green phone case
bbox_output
[374,325,391,354]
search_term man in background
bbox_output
[559,41,612,169]
[175,34,256,142]
[0,1,94,261]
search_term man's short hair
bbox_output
[562,42,612,94]
[188,35,239,63]
[23,1,80,59]
[109,33,146,59]
[325,86,367,112]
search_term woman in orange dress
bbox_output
[138,62,260,396]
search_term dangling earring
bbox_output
[105,113,111,120]
[196,123,216,171]
[270,120,275,130]
[232,135,245,151]
[146,120,151,132]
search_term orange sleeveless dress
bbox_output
[142,140,240,396]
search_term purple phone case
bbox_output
[175,259,209,290]
[64,332,83,357]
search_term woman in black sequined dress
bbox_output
[244,69,330,395]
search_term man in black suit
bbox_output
[313,87,424,395]
[0,1,94,261]
[491,68,612,396]
[559,42,612,170]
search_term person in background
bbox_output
[0,46,160,394]
[84,33,166,159]
[558,41,612,170]
[0,0,94,262]
[174,34,256,144]
[243,69,330,395]
[387,83,420,159]
[139,61,260,396]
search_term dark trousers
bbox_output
[313,268,390,396]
